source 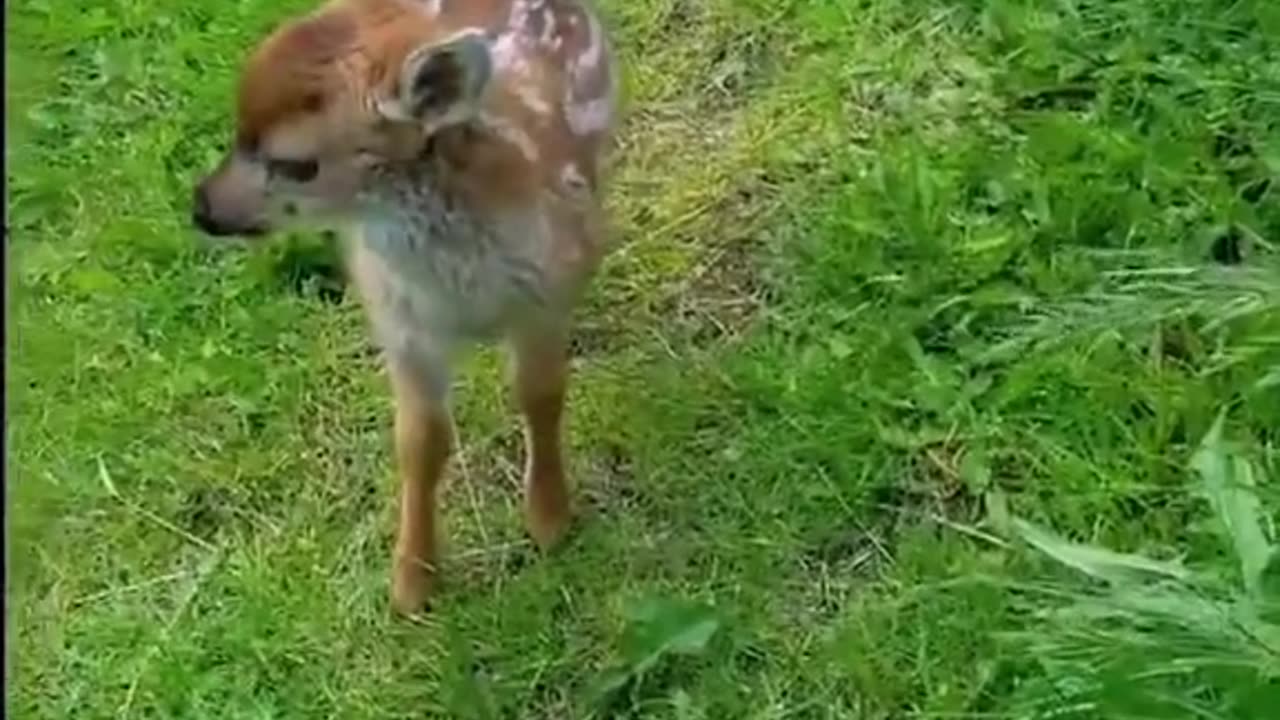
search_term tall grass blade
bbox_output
[1012,517,1190,584]
[1191,410,1275,597]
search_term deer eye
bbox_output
[268,158,319,183]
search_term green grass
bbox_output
[8,0,1280,717]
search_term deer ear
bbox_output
[378,31,492,124]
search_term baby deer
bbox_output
[192,0,617,614]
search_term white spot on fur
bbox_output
[565,95,611,136]
[492,7,562,118]
[558,9,615,137]
[561,163,587,193]
[573,11,605,81]
[491,32,530,77]
[512,81,553,116]
[539,8,558,47]
[508,0,532,28]
[480,113,540,162]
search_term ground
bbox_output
[8,0,1280,718]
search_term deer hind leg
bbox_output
[509,320,573,550]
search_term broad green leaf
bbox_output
[959,448,992,494]
[1012,518,1189,584]
[1255,366,1280,392]
[587,596,722,707]
[619,596,721,671]
[985,490,1012,535]
[1191,410,1274,597]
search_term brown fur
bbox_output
[236,10,357,149]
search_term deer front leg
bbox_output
[510,323,573,550]
[388,360,453,616]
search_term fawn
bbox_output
[192,0,618,614]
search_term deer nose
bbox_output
[191,184,233,236]
[192,185,214,231]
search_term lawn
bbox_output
[8,0,1280,717]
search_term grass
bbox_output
[7,0,1280,717]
